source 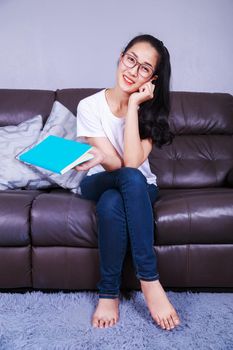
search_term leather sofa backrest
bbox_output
[0,88,232,189]
[150,91,233,188]
[0,89,55,126]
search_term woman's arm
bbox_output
[75,136,124,172]
[124,80,155,168]
[123,107,153,168]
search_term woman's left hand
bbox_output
[129,79,155,107]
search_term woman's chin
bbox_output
[118,81,139,94]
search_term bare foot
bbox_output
[140,279,181,331]
[92,297,119,328]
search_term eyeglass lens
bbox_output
[123,54,153,78]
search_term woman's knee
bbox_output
[118,167,147,185]
[96,189,124,216]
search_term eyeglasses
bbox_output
[121,53,155,79]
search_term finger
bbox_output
[146,82,154,92]
[139,84,149,93]
[88,148,97,155]
[147,82,155,95]
[75,165,86,171]
[143,83,154,97]
[139,85,146,93]
[76,157,100,171]
[76,164,90,171]
[148,81,155,90]
[75,161,92,170]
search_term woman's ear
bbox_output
[118,52,124,65]
[150,74,158,83]
[117,53,124,66]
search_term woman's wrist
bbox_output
[100,151,107,164]
[128,98,140,110]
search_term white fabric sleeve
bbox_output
[76,100,106,141]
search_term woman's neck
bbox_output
[106,85,130,111]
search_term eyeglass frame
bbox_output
[120,52,158,80]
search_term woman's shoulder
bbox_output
[78,88,105,109]
[77,89,106,120]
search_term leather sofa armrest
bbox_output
[226,168,233,187]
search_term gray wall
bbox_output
[0,0,232,94]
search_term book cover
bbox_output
[17,135,94,174]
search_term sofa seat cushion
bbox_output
[31,187,233,248]
[0,189,45,246]
[155,188,233,245]
[31,189,98,247]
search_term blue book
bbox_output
[18,135,94,175]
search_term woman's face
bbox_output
[116,41,160,94]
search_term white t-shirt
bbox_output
[76,88,157,188]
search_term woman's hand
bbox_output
[74,146,105,172]
[128,79,156,107]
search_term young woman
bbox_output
[75,34,181,331]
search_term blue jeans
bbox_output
[78,167,160,299]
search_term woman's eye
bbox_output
[127,56,135,63]
[141,66,150,73]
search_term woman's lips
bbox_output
[123,74,134,85]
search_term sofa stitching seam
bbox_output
[29,191,48,287]
[66,194,75,245]
[184,196,191,286]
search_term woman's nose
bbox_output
[128,64,139,76]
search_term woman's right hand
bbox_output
[74,146,106,172]
[128,79,156,106]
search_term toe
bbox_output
[99,319,105,328]
[92,317,99,328]
[167,315,175,329]
[171,312,180,326]
[160,319,166,330]
[108,319,114,327]
[103,319,109,328]
[153,314,161,327]
[163,318,170,330]
[110,318,117,326]
[168,315,175,329]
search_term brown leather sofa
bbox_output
[0,88,233,294]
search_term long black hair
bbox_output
[121,34,174,148]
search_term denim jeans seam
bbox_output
[137,273,159,281]
[118,181,141,277]
[118,216,128,284]
[99,293,119,299]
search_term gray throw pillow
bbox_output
[17,101,88,193]
[0,115,55,190]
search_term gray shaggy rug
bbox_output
[0,290,232,350]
